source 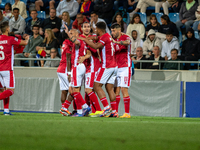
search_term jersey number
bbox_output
[0,46,5,60]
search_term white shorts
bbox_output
[95,67,118,85]
[114,67,132,88]
[0,71,15,89]
[71,63,86,87]
[57,72,69,91]
[85,72,95,89]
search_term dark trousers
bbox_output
[185,55,199,70]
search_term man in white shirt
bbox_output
[90,11,110,34]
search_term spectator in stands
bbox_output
[143,29,162,58]
[78,0,94,18]
[90,11,110,34]
[40,8,61,38]
[35,0,44,11]
[172,0,185,13]
[112,12,127,33]
[175,0,198,33]
[129,0,156,17]
[128,0,138,12]
[9,8,26,35]
[43,48,60,67]
[192,6,200,31]
[163,48,184,70]
[37,28,59,58]
[132,46,147,69]
[157,15,179,39]
[3,3,12,20]
[0,10,9,24]
[72,13,89,34]
[12,0,27,19]
[161,31,180,60]
[60,11,73,32]
[94,0,114,24]
[146,14,161,35]
[23,10,43,39]
[114,0,128,12]
[14,25,43,66]
[155,0,178,15]
[147,46,165,69]
[49,0,60,10]
[56,0,79,20]
[182,28,199,69]
[130,30,143,57]
[126,13,145,39]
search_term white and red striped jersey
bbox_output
[113,34,132,68]
[0,35,21,71]
[57,39,73,73]
[71,39,87,67]
[98,33,117,68]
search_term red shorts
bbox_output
[0,70,15,89]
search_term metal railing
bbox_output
[14,58,200,70]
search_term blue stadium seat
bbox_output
[147,6,155,11]
[37,11,46,19]
[152,13,163,24]
[0,0,7,9]
[194,31,200,39]
[169,13,179,23]
[137,12,147,26]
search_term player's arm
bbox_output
[19,40,28,46]
[112,39,130,46]
[64,24,80,46]
[78,50,91,64]
[66,51,71,83]
[78,37,103,49]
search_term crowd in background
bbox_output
[0,0,200,70]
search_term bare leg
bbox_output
[35,0,44,11]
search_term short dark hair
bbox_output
[81,21,90,27]
[31,9,37,13]
[96,22,106,31]
[13,8,19,12]
[171,48,178,54]
[50,8,56,11]
[111,23,121,29]
[0,21,9,33]
[76,13,83,17]
[166,30,173,35]
[32,25,40,30]
[90,11,98,16]
[5,3,12,11]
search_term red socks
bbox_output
[0,90,14,100]
[73,100,77,110]
[116,95,120,112]
[90,100,96,113]
[88,92,101,111]
[64,100,71,109]
[124,96,130,114]
[3,97,9,109]
[100,97,109,108]
[85,93,90,106]
[110,101,116,112]
[73,92,84,110]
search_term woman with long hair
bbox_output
[60,11,72,33]
[112,12,127,33]
[126,13,145,39]
[146,14,160,35]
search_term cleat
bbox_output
[108,112,119,118]
[89,113,95,117]
[82,107,91,116]
[3,112,13,115]
[71,113,83,117]
[71,110,77,115]
[59,108,71,116]
[99,107,112,117]
[120,113,131,118]
[90,111,104,117]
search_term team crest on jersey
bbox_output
[124,77,128,84]
[14,37,18,41]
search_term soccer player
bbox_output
[0,21,27,115]
[111,23,132,118]
[79,22,103,117]
[64,24,91,117]
[78,22,118,117]
[57,32,73,116]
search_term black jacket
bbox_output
[25,18,43,35]
[159,23,179,38]
[182,28,199,57]
[134,55,147,69]
[146,55,165,69]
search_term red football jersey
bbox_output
[113,34,132,68]
[98,33,116,68]
[0,35,21,71]
[71,39,87,67]
[79,34,100,73]
[57,39,73,73]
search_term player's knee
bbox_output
[85,88,92,94]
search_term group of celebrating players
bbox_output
[57,21,132,118]
[0,20,132,118]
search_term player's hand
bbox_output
[77,37,85,41]
[64,24,69,33]
[68,75,71,83]
[165,56,168,61]
[78,56,85,63]
[111,38,116,43]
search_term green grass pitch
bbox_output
[0,112,200,150]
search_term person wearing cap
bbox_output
[192,5,200,32]
[143,29,162,58]
[161,31,180,60]
[175,0,198,33]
